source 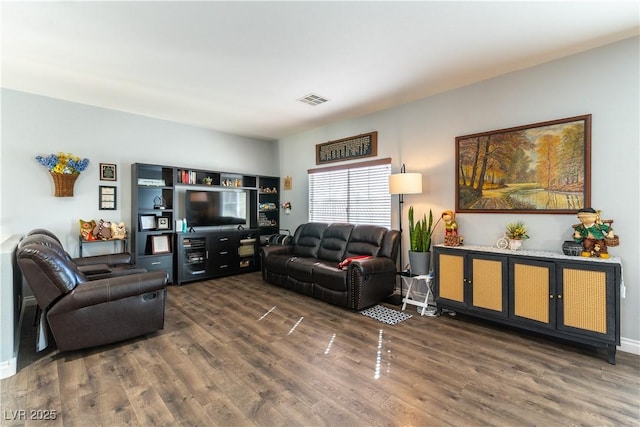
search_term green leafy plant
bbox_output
[408,206,441,252]
[505,221,529,240]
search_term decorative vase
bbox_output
[562,240,582,256]
[284,208,291,215]
[50,172,78,197]
[408,251,431,275]
[508,239,522,250]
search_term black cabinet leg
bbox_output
[606,344,616,365]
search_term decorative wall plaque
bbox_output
[315,131,377,165]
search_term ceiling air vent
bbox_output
[298,93,329,106]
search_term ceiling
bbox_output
[2,2,638,141]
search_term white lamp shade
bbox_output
[389,173,422,195]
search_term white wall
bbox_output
[0,89,278,256]
[278,37,640,345]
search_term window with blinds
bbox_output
[308,159,391,228]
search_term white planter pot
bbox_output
[508,239,523,250]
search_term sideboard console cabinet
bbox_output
[433,245,621,364]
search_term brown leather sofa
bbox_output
[17,234,168,352]
[261,223,399,310]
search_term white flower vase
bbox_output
[284,208,291,215]
[508,239,522,250]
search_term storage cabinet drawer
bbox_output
[211,235,240,251]
[137,255,173,281]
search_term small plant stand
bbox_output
[401,273,437,316]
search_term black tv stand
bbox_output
[175,228,259,285]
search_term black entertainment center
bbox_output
[176,229,259,283]
[131,163,279,284]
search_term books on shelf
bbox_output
[178,170,198,185]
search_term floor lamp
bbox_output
[387,164,422,305]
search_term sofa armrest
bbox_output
[261,245,293,258]
[73,252,133,266]
[350,256,396,275]
[77,263,112,274]
[49,270,168,313]
[349,257,397,310]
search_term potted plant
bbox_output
[505,221,529,250]
[408,206,441,275]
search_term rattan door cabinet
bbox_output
[433,245,621,364]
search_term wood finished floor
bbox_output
[2,272,639,426]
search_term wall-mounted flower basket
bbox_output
[50,172,79,197]
[35,152,89,197]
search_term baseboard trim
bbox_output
[619,337,640,356]
[0,357,17,380]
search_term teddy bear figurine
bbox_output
[572,208,618,258]
[111,222,127,240]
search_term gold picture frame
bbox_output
[456,115,591,214]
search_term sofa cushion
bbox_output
[264,253,293,276]
[343,225,386,258]
[380,229,400,260]
[317,223,354,262]
[287,257,319,283]
[292,223,328,258]
[312,262,348,292]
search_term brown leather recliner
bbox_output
[17,238,168,352]
[25,229,142,279]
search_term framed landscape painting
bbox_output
[456,114,591,214]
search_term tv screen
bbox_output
[185,190,247,227]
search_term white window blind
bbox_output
[308,159,391,228]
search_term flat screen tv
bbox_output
[185,190,247,227]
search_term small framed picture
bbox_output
[99,186,117,210]
[139,215,156,230]
[151,235,171,254]
[157,217,170,230]
[100,163,117,181]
